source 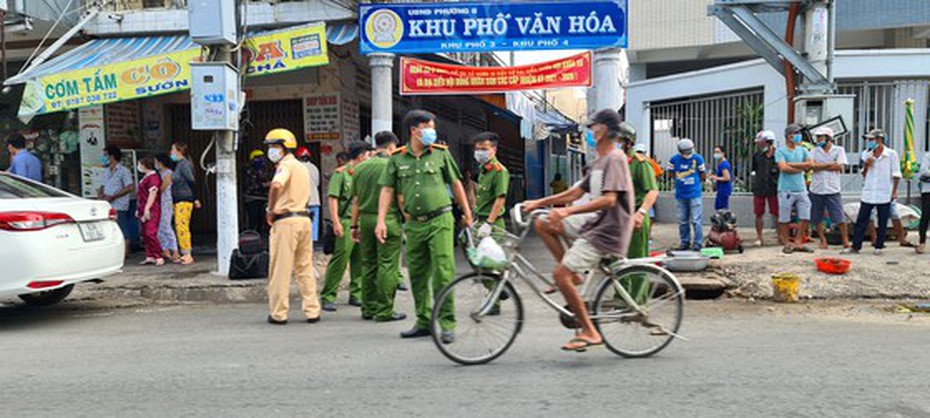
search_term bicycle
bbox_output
[430,204,686,365]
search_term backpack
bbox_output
[228,249,269,280]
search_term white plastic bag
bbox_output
[474,236,507,270]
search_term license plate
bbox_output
[78,222,105,242]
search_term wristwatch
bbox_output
[637,208,648,215]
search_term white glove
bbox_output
[477,222,493,238]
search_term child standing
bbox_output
[137,156,164,266]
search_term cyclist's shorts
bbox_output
[562,238,609,275]
[556,213,598,240]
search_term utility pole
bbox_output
[213,45,239,276]
[188,0,241,276]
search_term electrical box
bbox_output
[794,94,855,134]
[191,63,239,131]
[188,0,237,45]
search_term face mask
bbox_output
[680,150,693,158]
[170,153,180,162]
[792,134,802,144]
[817,140,826,148]
[99,155,110,165]
[419,128,437,146]
[252,159,264,170]
[137,165,145,174]
[866,140,877,151]
[584,130,596,149]
[267,147,284,163]
[713,153,723,160]
[474,150,490,164]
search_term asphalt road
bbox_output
[2,298,930,418]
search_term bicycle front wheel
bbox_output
[593,264,684,358]
[431,273,523,365]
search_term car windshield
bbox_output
[0,174,70,199]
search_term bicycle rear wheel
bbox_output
[431,273,523,365]
[593,264,684,358]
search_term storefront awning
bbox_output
[8,22,336,122]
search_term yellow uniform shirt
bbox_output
[270,153,311,214]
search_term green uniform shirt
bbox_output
[630,154,658,208]
[474,157,509,219]
[379,145,462,218]
[352,153,399,216]
[328,167,353,219]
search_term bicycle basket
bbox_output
[461,224,520,271]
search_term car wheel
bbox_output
[19,285,75,306]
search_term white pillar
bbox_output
[214,46,239,276]
[369,53,394,135]
[593,48,623,113]
[804,1,829,81]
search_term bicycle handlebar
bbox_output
[511,203,550,230]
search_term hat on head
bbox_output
[584,109,622,134]
[249,149,265,160]
[784,123,803,137]
[296,147,311,159]
[755,130,777,143]
[677,138,694,152]
[812,126,834,139]
[633,143,647,154]
[863,128,885,139]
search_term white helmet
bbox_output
[633,143,647,154]
[677,138,694,153]
[755,130,777,143]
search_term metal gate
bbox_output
[167,100,305,235]
[837,80,930,156]
[650,89,765,192]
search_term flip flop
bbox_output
[794,246,814,253]
[900,241,916,248]
[561,337,603,352]
[782,246,794,254]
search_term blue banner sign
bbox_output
[359,0,627,54]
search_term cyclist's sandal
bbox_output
[561,337,603,352]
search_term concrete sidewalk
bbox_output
[66,223,930,307]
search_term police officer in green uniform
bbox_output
[618,122,659,302]
[472,132,510,232]
[377,110,473,343]
[350,131,407,322]
[321,146,368,311]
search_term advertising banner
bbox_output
[359,0,627,54]
[19,23,330,120]
[400,52,592,95]
[78,105,105,198]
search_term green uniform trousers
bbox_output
[625,216,652,304]
[321,219,362,304]
[406,212,456,330]
[358,213,402,320]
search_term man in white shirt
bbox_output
[844,129,901,255]
[296,147,322,240]
[808,127,849,249]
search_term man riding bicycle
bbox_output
[522,109,635,352]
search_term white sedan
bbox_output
[0,172,124,306]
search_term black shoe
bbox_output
[267,315,287,325]
[348,297,362,307]
[487,305,501,316]
[322,302,337,312]
[306,316,321,324]
[400,327,431,339]
[397,282,408,291]
[362,314,374,320]
[375,312,407,322]
[440,330,455,344]
[675,243,691,251]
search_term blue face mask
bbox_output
[99,155,109,165]
[170,153,180,162]
[866,140,877,151]
[419,128,437,146]
[817,141,826,148]
[584,130,597,149]
[792,134,802,144]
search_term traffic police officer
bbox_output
[376,110,473,343]
[617,123,659,303]
[472,132,510,232]
[321,145,368,311]
[264,128,318,325]
[351,131,407,322]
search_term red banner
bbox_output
[400,52,592,95]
